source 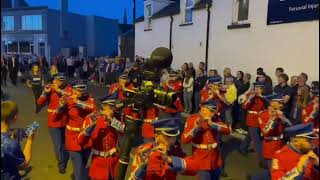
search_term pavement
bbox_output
[1,81,263,180]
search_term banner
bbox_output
[267,0,319,25]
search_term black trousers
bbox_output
[9,70,18,86]
[1,68,7,86]
[32,84,43,113]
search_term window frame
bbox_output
[184,0,194,24]
[21,15,43,30]
[145,3,152,30]
[232,0,250,25]
[2,16,14,31]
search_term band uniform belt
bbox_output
[66,125,81,132]
[264,134,284,141]
[191,143,217,150]
[47,109,56,113]
[248,111,259,114]
[144,118,158,123]
[92,148,117,158]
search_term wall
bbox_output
[209,0,319,82]
[47,9,60,56]
[171,9,207,68]
[135,16,171,58]
[92,16,119,57]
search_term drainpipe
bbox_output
[169,15,173,50]
[205,3,212,73]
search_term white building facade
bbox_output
[135,0,319,82]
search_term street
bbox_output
[2,82,262,180]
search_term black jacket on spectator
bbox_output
[194,75,208,92]
[274,84,294,117]
[237,82,250,96]
[190,68,196,79]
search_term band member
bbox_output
[271,123,319,180]
[27,64,45,114]
[54,81,97,180]
[36,74,70,174]
[181,100,231,179]
[239,82,268,167]
[161,71,184,112]
[200,76,226,113]
[249,94,291,180]
[129,117,198,180]
[1,101,36,179]
[78,95,124,180]
[48,65,59,83]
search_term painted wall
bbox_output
[135,16,171,58]
[92,16,119,57]
[171,9,207,68]
[135,0,319,82]
[209,0,319,82]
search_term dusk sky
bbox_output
[26,0,144,24]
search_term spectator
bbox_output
[309,81,319,100]
[198,62,206,75]
[39,56,49,83]
[257,73,273,95]
[81,58,88,80]
[218,77,237,126]
[8,55,19,86]
[255,67,273,87]
[1,55,8,87]
[235,73,251,134]
[290,85,310,125]
[183,70,194,114]
[181,63,189,79]
[223,67,236,84]
[208,69,221,78]
[298,72,310,90]
[290,76,298,88]
[1,101,36,179]
[188,62,196,79]
[104,59,113,85]
[275,67,284,79]
[235,71,244,89]
[125,58,132,70]
[98,58,106,85]
[193,69,207,112]
[273,73,294,117]
[66,56,74,77]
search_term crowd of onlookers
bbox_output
[157,62,319,135]
[1,53,139,87]
[1,53,319,135]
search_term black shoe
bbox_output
[221,171,228,177]
[246,173,252,180]
[238,148,248,157]
[59,167,66,174]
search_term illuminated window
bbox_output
[21,15,42,30]
[184,0,194,23]
[232,0,249,24]
[2,16,14,31]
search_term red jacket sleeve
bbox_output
[37,92,48,105]
[77,116,93,147]
[181,116,198,144]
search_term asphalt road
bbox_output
[2,81,262,180]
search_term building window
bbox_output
[19,42,31,53]
[39,42,45,56]
[7,41,18,53]
[21,15,42,30]
[145,4,152,29]
[2,16,14,31]
[184,0,194,23]
[232,0,249,24]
